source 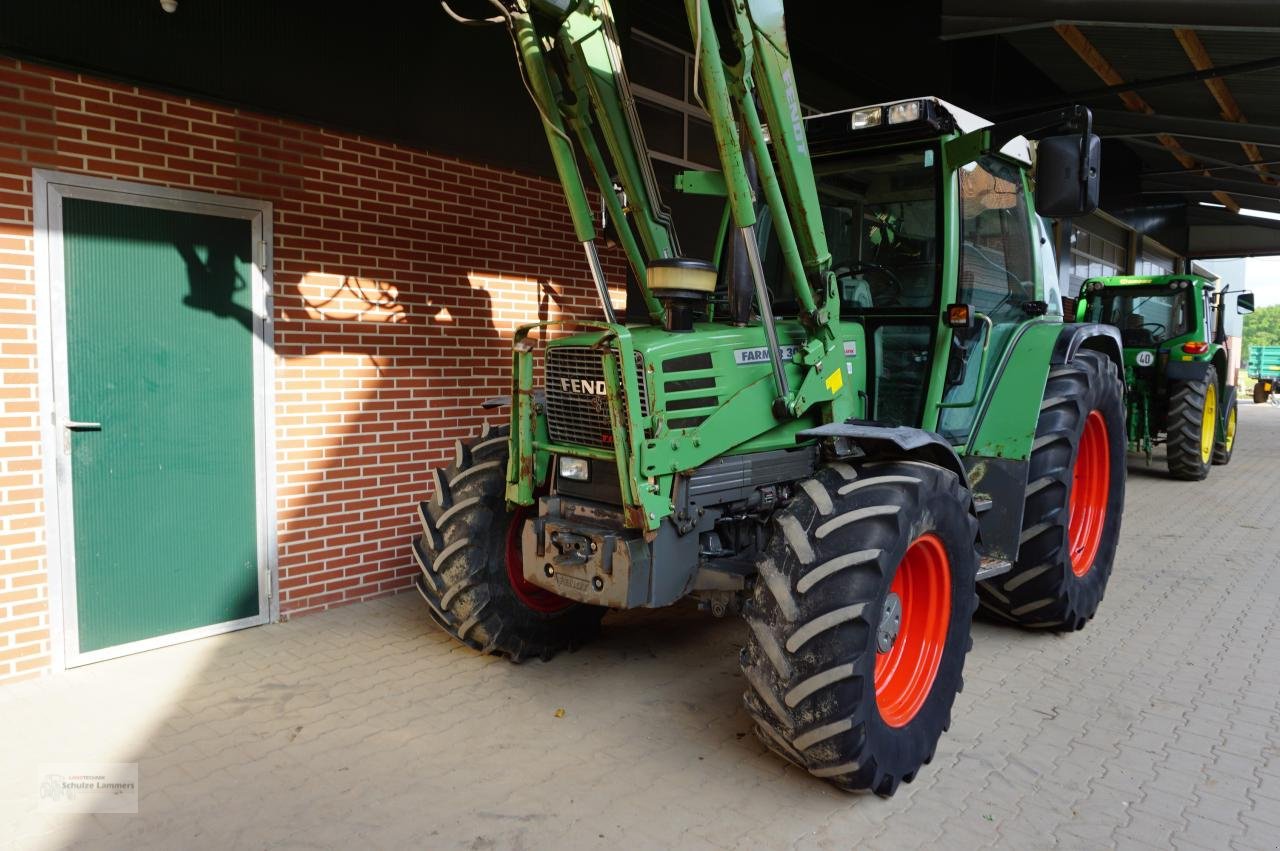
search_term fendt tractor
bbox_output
[1077,275,1254,480]
[414,0,1128,795]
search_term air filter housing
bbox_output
[648,258,716,332]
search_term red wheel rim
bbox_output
[1067,410,1110,578]
[874,534,952,728]
[505,507,573,614]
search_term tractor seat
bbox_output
[1121,328,1156,348]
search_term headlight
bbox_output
[558,456,590,481]
[850,107,882,129]
[886,100,922,125]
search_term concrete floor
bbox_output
[4,406,1280,850]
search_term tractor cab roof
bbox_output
[804,96,1032,164]
[1081,274,1213,295]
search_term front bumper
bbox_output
[521,495,689,609]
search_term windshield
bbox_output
[759,147,939,312]
[1081,286,1193,347]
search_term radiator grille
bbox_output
[544,346,648,448]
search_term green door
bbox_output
[60,197,264,658]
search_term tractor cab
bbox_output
[746,97,1065,436]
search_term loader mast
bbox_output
[454,0,849,420]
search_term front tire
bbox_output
[978,350,1125,631]
[412,424,604,661]
[740,460,978,797]
[1166,367,1218,481]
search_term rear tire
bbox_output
[1212,401,1236,466]
[740,460,978,797]
[1166,367,1218,481]
[1253,381,1269,405]
[412,424,604,661]
[978,350,1125,631]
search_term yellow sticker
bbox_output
[825,368,844,394]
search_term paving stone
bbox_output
[3,405,1278,849]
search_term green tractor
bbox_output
[416,0,1128,795]
[1076,274,1254,479]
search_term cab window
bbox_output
[758,147,940,313]
[957,156,1034,320]
[1081,287,1192,347]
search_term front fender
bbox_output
[796,421,968,484]
[1052,322,1123,372]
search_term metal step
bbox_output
[976,557,1013,582]
[973,497,994,514]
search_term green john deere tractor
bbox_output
[1076,274,1254,480]
[416,0,1128,795]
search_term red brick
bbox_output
[0,57,605,685]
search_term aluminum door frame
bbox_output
[34,170,277,669]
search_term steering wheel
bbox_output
[835,261,904,306]
[1142,322,1166,335]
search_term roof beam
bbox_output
[942,19,1280,41]
[1093,109,1280,148]
[998,54,1280,114]
[1188,206,1280,231]
[1053,23,1240,211]
[1144,157,1280,179]
[1144,173,1280,202]
[940,3,1280,40]
[1172,28,1274,184]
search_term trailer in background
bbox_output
[1249,346,1280,405]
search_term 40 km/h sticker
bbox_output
[1136,351,1155,367]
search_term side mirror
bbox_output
[1237,291,1255,314]
[1035,133,1100,218]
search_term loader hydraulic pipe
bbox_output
[581,240,617,325]
[685,0,790,409]
[741,0,832,282]
[741,225,791,402]
[559,8,681,263]
[567,114,665,323]
[683,0,757,228]
[737,90,815,317]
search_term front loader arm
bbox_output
[459,1,696,325]
[453,0,856,424]
[737,1,834,293]
[685,0,855,422]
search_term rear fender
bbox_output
[1221,383,1238,434]
[1164,360,1213,384]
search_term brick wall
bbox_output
[0,57,623,683]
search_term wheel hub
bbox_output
[876,592,903,653]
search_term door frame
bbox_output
[34,170,278,670]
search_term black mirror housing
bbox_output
[1035,133,1101,218]
[1237,291,1256,314]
